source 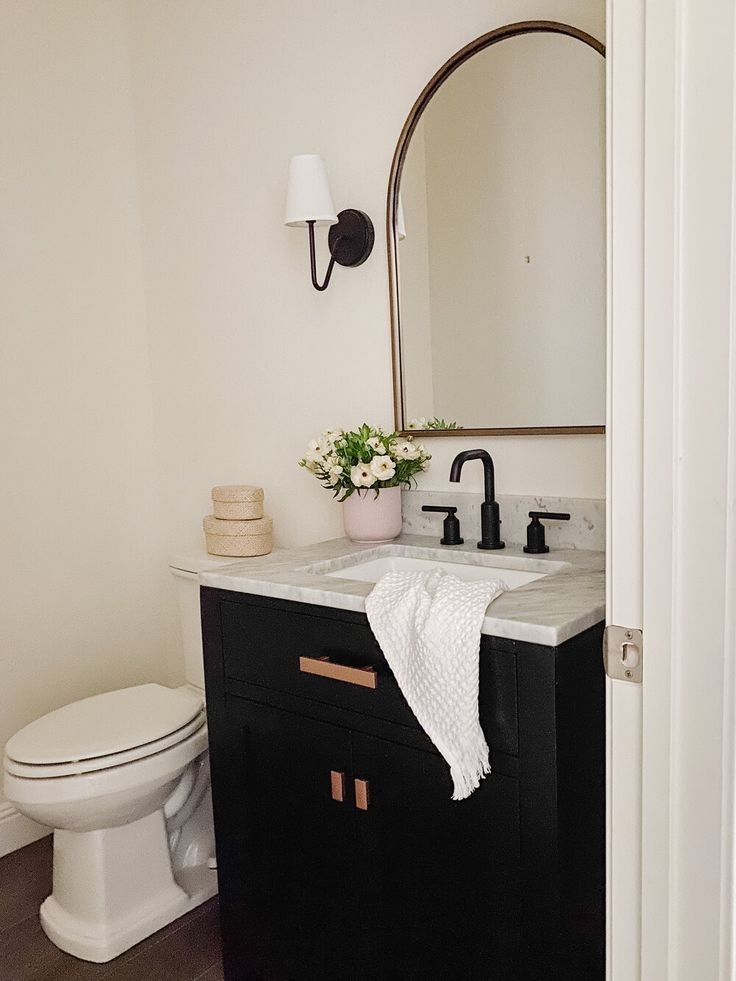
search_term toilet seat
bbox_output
[4,710,207,778]
[5,684,206,779]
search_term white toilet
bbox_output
[3,552,234,963]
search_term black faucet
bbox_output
[421,505,464,545]
[524,511,570,554]
[449,449,505,550]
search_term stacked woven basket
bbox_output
[203,485,273,557]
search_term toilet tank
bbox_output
[169,552,240,692]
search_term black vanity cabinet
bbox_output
[201,588,605,981]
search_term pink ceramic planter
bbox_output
[342,486,402,543]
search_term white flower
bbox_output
[304,435,337,473]
[408,417,427,430]
[370,455,396,480]
[309,437,333,458]
[351,463,377,488]
[328,465,342,486]
[393,439,420,461]
[367,436,386,454]
[322,430,342,448]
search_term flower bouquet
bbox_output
[299,424,431,542]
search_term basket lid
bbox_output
[211,485,264,503]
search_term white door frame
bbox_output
[607,0,644,976]
[608,0,736,977]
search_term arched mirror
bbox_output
[388,21,606,436]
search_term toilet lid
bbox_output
[5,684,203,766]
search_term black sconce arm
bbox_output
[307,221,338,291]
[304,209,375,292]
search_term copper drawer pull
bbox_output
[330,771,345,803]
[354,778,370,811]
[299,655,378,689]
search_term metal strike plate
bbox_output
[604,625,643,684]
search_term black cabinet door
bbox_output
[217,699,356,981]
[351,733,522,981]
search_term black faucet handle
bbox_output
[524,511,571,554]
[421,505,464,546]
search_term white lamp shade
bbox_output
[396,193,407,241]
[284,154,338,227]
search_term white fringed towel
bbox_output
[365,568,506,800]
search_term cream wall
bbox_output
[0,0,173,853]
[128,0,605,561]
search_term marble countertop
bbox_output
[199,534,605,647]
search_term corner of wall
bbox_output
[0,799,48,860]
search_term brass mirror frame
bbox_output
[387,20,606,437]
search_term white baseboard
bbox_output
[0,799,49,858]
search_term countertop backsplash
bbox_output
[402,490,605,552]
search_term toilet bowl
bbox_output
[2,550,237,963]
[4,684,217,962]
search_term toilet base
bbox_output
[40,809,218,963]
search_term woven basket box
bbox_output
[203,514,273,557]
[211,484,264,520]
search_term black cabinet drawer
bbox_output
[218,595,519,756]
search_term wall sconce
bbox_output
[284,154,374,291]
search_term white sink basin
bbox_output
[323,554,550,590]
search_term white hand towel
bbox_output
[365,568,506,800]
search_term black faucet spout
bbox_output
[449,448,495,502]
[449,449,504,550]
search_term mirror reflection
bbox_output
[393,29,605,433]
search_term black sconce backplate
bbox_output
[328,209,375,267]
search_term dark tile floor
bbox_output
[0,836,224,981]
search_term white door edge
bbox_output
[719,33,736,965]
[607,0,645,977]
[718,12,736,972]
